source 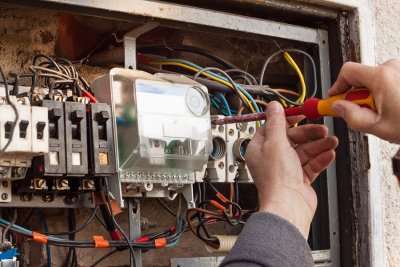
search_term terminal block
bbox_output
[233,121,256,183]
[64,101,88,176]
[88,103,116,175]
[203,115,227,183]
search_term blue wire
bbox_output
[216,93,232,116]
[210,96,237,115]
[156,58,260,113]
[39,210,52,267]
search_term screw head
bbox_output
[20,194,32,202]
[65,195,79,204]
[218,162,224,169]
[228,129,235,136]
[42,194,54,203]
[1,193,8,200]
[1,181,8,188]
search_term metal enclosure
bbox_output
[0,0,355,266]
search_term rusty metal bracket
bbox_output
[124,22,159,69]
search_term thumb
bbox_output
[265,101,287,142]
[332,100,378,132]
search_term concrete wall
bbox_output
[372,1,400,266]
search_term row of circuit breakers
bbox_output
[0,68,255,203]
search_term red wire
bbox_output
[82,89,99,103]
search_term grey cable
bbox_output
[193,67,249,108]
[259,48,318,99]
[225,69,258,85]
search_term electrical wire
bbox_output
[29,54,97,102]
[45,206,99,236]
[192,66,261,127]
[149,58,261,125]
[225,69,258,85]
[215,93,232,116]
[156,199,176,218]
[137,44,238,69]
[39,210,52,267]
[2,209,17,244]
[259,48,317,100]
[283,52,306,103]
[103,178,137,267]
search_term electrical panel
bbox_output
[0,2,341,266]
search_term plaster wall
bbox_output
[371,1,400,266]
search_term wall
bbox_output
[372,1,400,266]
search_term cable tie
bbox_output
[216,192,228,203]
[154,238,167,248]
[93,235,110,248]
[32,232,48,244]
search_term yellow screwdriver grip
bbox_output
[317,88,376,117]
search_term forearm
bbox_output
[220,212,313,267]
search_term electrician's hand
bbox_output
[245,101,338,239]
[329,59,400,143]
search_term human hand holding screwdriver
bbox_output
[329,59,400,143]
[245,102,338,238]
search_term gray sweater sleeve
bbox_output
[220,212,313,267]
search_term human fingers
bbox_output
[303,150,336,183]
[264,101,288,144]
[331,100,379,133]
[296,136,338,165]
[286,115,305,127]
[287,124,328,144]
[249,120,266,145]
[328,62,378,96]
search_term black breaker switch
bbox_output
[88,103,116,175]
[31,100,66,176]
[65,101,89,176]
[19,120,29,138]
[36,121,46,140]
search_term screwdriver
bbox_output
[213,88,376,125]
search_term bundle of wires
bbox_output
[259,48,317,107]
[210,93,238,116]
[28,54,98,103]
[149,58,261,127]
[186,178,242,249]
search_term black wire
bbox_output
[233,173,239,215]
[156,199,176,218]
[138,44,238,69]
[2,208,17,244]
[103,178,137,267]
[63,209,77,267]
[45,206,98,236]
[88,249,119,267]
[94,212,108,230]
[263,88,303,106]
[0,66,19,158]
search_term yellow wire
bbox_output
[150,61,260,127]
[283,52,306,103]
